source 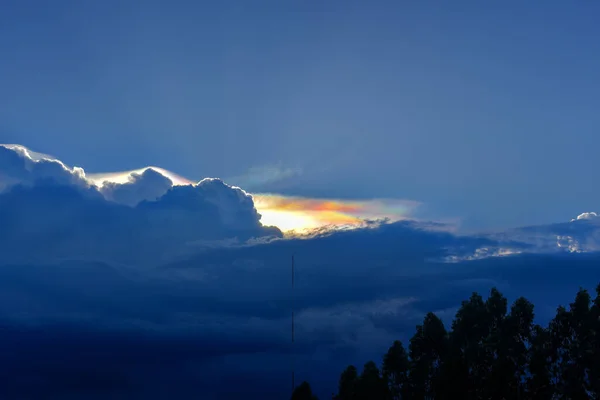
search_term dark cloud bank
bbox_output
[1,145,600,399]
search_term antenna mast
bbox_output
[292,255,295,393]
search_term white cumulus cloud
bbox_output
[0,145,282,265]
[572,212,599,222]
[99,168,174,206]
[0,144,89,192]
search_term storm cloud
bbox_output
[0,145,599,399]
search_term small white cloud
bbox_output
[445,246,522,263]
[572,212,599,222]
[556,235,582,253]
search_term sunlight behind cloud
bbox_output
[253,194,418,233]
[75,164,419,233]
[86,167,419,233]
[257,209,323,232]
[88,167,194,187]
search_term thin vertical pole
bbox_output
[292,255,295,393]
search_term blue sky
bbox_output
[2,0,600,229]
[1,2,600,399]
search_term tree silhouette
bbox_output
[318,283,600,399]
[291,381,319,400]
[499,296,534,399]
[408,312,447,399]
[336,365,358,400]
[549,289,594,398]
[527,323,553,398]
[382,340,409,399]
[590,284,600,395]
[356,361,388,400]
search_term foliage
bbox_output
[297,283,600,400]
[291,381,319,400]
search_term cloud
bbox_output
[226,164,303,191]
[0,144,89,191]
[0,182,281,265]
[0,144,57,161]
[186,178,263,230]
[135,179,282,247]
[2,145,599,399]
[1,145,423,234]
[499,212,600,254]
[0,220,598,399]
[0,145,282,265]
[572,211,599,221]
[253,193,419,232]
[99,168,174,206]
[88,166,194,187]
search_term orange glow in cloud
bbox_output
[252,193,418,233]
[85,168,418,233]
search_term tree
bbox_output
[558,289,593,399]
[337,365,359,400]
[356,361,388,400]
[528,324,553,399]
[408,312,447,399]
[479,288,510,400]
[446,292,488,398]
[382,340,409,399]
[324,283,600,400]
[589,284,600,396]
[500,296,535,399]
[291,381,319,400]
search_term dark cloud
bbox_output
[0,146,282,265]
[1,217,599,399]
[1,145,599,399]
[140,178,276,235]
[0,182,281,265]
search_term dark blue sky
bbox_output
[1,0,599,229]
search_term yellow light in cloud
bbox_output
[252,193,415,234]
[258,209,321,232]
[85,167,417,234]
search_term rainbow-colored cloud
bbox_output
[87,167,419,233]
[252,193,418,233]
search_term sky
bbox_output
[2,0,600,229]
[1,1,600,399]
